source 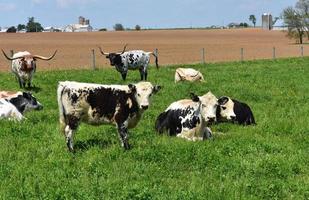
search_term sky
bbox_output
[0,0,297,30]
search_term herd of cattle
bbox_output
[0,47,255,151]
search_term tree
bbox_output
[17,24,26,31]
[135,25,141,31]
[113,23,124,31]
[296,0,309,39]
[26,17,43,32]
[6,26,16,33]
[282,6,305,44]
[249,15,256,27]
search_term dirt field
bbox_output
[0,28,305,71]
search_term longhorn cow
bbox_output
[2,50,57,88]
[99,45,158,81]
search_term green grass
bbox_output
[0,58,308,199]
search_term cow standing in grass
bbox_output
[98,45,158,81]
[57,81,161,151]
[1,50,57,88]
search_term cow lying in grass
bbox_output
[57,81,161,151]
[155,92,217,141]
[0,91,43,121]
[174,68,204,83]
[216,96,255,125]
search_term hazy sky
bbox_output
[0,0,296,29]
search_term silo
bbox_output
[79,16,85,25]
[85,19,90,25]
[262,13,272,30]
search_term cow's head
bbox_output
[191,91,218,124]
[98,45,127,66]
[216,96,236,121]
[1,50,57,72]
[8,92,43,113]
[128,82,161,110]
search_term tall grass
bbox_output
[0,58,308,199]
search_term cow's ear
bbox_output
[128,84,136,93]
[218,96,229,105]
[190,93,200,102]
[153,85,161,94]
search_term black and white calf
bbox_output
[57,81,161,151]
[0,91,43,121]
[99,45,158,81]
[216,96,255,125]
[155,92,218,141]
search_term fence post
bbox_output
[273,47,276,59]
[201,48,205,64]
[301,46,304,57]
[91,49,96,70]
[240,48,244,62]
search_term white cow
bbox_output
[175,68,204,83]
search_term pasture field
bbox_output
[0,58,309,199]
[0,28,308,71]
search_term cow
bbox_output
[57,81,161,151]
[216,96,255,125]
[175,68,204,83]
[155,92,218,141]
[1,50,57,88]
[0,91,43,121]
[98,45,158,81]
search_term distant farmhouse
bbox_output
[63,16,93,32]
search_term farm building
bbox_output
[63,16,93,32]
[262,13,273,30]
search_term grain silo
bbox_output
[262,13,272,30]
[79,16,85,25]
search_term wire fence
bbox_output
[0,45,308,71]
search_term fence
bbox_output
[1,45,308,71]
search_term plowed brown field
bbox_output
[0,28,305,71]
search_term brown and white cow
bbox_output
[2,50,57,88]
[155,92,218,141]
[57,81,161,151]
[175,68,204,83]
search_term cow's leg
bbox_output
[117,123,130,150]
[121,73,127,81]
[143,66,148,80]
[139,68,144,80]
[203,127,213,140]
[64,115,79,152]
[17,77,23,88]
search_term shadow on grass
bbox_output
[74,138,113,151]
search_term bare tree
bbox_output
[296,0,309,39]
[282,6,305,44]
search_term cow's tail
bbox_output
[155,111,169,134]
[152,50,159,69]
[57,82,67,135]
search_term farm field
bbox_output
[0,57,308,199]
[0,28,307,71]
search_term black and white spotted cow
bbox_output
[98,45,158,81]
[216,96,255,125]
[2,50,57,88]
[155,92,218,141]
[0,91,43,121]
[57,81,161,151]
